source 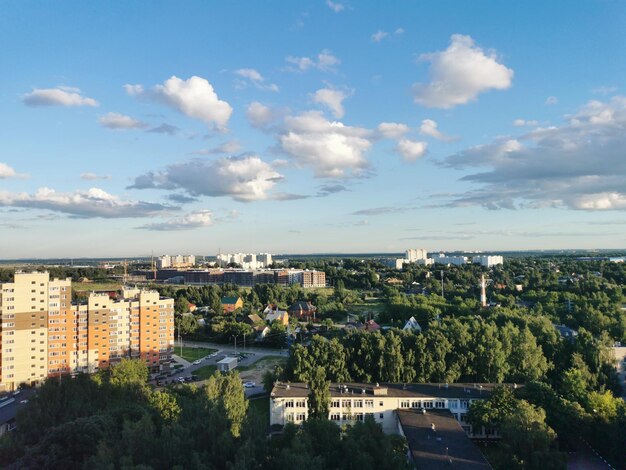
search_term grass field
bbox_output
[248,396,270,425]
[195,365,218,380]
[238,355,286,372]
[174,346,217,363]
[72,281,122,293]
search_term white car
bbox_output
[20,399,28,404]
[192,359,201,365]
[243,381,256,388]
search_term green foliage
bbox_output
[109,358,149,388]
[308,366,331,419]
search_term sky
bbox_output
[1,0,626,258]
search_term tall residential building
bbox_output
[0,271,174,392]
[156,254,196,269]
[216,252,273,270]
[472,255,504,267]
[405,248,428,262]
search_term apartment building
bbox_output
[270,382,506,438]
[156,268,325,288]
[156,254,196,269]
[0,272,175,392]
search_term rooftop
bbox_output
[271,382,513,399]
[397,409,492,470]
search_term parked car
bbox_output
[243,381,256,388]
[192,359,201,365]
[12,390,20,396]
[191,375,199,381]
[20,399,29,404]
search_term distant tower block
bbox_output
[480,274,487,308]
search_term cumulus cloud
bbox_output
[413,34,513,109]
[129,155,282,202]
[139,210,213,231]
[279,111,372,177]
[125,76,232,129]
[99,112,148,130]
[440,96,626,211]
[371,30,389,42]
[80,172,110,181]
[326,0,345,12]
[513,119,539,127]
[419,119,456,141]
[286,50,340,72]
[23,86,99,107]
[312,87,351,118]
[246,101,278,128]
[376,122,410,139]
[234,68,279,92]
[0,187,172,218]
[0,163,27,179]
[396,139,427,161]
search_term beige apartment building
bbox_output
[0,271,175,392]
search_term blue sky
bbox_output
[1,0,625,258]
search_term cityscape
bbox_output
[1,1,625,469]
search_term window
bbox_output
[330,413,340,421]
[400,400,410,409]
[460,400,469,409]
[285,400,294,408]
[341,399,351,408]
[354,413,364,422]
[364,399,374,408]
[411,401,421,409]
[353,400,363,408]
[435,401,445,409]
[286,413,294,422]
[449,400,458,409]
[379,413,384,419]
[295,400,306,408]
[296,413,306,421]
[424,401,433,408]
[331,399,340,408]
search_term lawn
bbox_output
[72,282,122,293]
[174,346,217,363]
[195,365,218,380]
[248,396,270,426]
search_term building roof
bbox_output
[271,382,511,399]
[217,356,238,364]
[397,409,492,470]
[221,296,241,305]
[246,313,263,324]
[288,301,316,312]
[266,310,288,322]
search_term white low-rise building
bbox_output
[434,254,467,266]
[270,382,506,438]
[472,255,504,267]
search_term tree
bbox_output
[175,313,198,336]
[205,371,249,437]
[174,296,190,315]
[308,366,330,419]
[109,358,148,387]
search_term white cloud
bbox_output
[286,50,340,72]
[125,76,232,129]
[80,173,110,181]
[395,27,405,35]
[23,87,99,107]
[513,119,539,127]
[0,163,27,179]
[192,140,241,155]
[279,111,372,177]
[376,122,409,139]
[234,68,279,92]
[0,187,172,218]
[98,112,148,130]
[545,96,558,105]
[592,86,618,96]
[419,119,456,141]
[326,0,345,12]
[129,155,282,202]
[441,96,626,211]
[413,34,513,109]
[396,139,427,161]
[246,101,278,128]
[139,210,213,231]
[371,30,389,42]
[312,88,350,118]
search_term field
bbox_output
[72,281,122,293]
[238,355,286,372]
[195,365,218,380]
[174,346,217,363]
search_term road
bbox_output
[567,439,614,470]
[611,346,626,400]
[161,341,286,396]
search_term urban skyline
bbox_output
[1,1,626,258]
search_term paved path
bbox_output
[568,439,614,470]
[611,347,626,400]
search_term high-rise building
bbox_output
[0,271,175,392]
[156,254,196,269]
[216,252,273,270]
[472,255,504,267]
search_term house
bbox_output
[221,296,243,313]
[364,319,380,332]
[244,313,264,325]
[266,310,289,326]
[217,356,238,372]
[385,277,404,285]
[403,316,422,333]
[254,325,270,340]
[554,324,578,341]
[288,301,317,320]
[344,321,364,332]
[188,303,197,313]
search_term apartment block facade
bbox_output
[0,272,175,392]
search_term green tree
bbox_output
[109,358,149,387]
[205,371,248,437]
[174,296,190,315]
[308,366,330,419]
